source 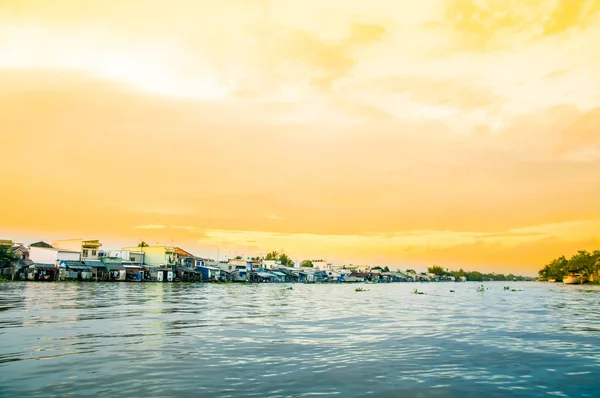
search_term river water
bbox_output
[0,281,598,397]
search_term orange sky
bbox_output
[1,0,599,275]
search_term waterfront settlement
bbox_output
[1,238,535,283]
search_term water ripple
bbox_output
[0,282,599,397]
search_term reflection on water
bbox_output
[0,282,599,397]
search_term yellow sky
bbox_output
[1,0,599,275]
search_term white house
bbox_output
[29,246,81,266]
[121,246,195,268]
[51,239,102,261]
[108,250,146,264]
[312,261,332,270]
[261,260,279,269]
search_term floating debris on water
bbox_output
[355,287,368,292]
[413,289,425,295]
[449,290,455,293]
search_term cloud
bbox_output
[2,1,600,274]
[443,0,600,51]
[134,225,166,229]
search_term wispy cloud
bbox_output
[134,225,166,229]
[1,0,599,274]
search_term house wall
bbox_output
[52,239,102,260]
[122,246,172,267]
[211,261,234,272]
[29,247,58,264]
[82,243,101,260]
[29,247,81,264]
[58,251,82,261]
[312,261,330,270]
[261,260,278,269]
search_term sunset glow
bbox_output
[2,0,600,274]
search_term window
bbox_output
[92,250,96,256]
[229,266,232,270]
[83,249,88,257]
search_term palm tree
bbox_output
[265,251,279,261]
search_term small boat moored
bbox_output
[563,273,583,284]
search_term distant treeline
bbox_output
[427,265,534,281]
[538,250,600,282]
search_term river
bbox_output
[0,281,598,397]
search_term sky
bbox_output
[1,0,599,275]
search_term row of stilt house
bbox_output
[1,238,416,284]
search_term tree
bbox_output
[278,253,294,267]
[538,255,568,281]
[466,271,483,282]
[406,269,415,273]
[300,260,313,268]
[383,266,390,272]
[138,241,149,247]
[265,251,279,261]
[568,250,596,276]
[427,265,445,276]
[234,255,243,260]
[0,246,16,268]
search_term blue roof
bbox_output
[67,265,91,271]
[197,265,221,271]
[85,260,105,268]
[33,263,55,268]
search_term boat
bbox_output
[547,278,556,283]
[563,273,582,284]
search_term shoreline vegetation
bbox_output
[538,249,600,284]
[423,265,534,282]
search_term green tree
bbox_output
[466,271,483,282]
[538,255,568,281]
[265,251,279,261]
[427,265,445,276]
[278,253,294,267]
[568,250,596,276]
[0,246,16,268]
[383,266,390,272]
[234,255,243,260]
[300,260,313,268]
[138,241,149,247]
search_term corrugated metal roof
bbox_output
[270,271,286,276]
[67,265,91,271]
[106,264,126,271]
[33,263,55,268]
[256,272,273,278]
[85,260,105,267]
